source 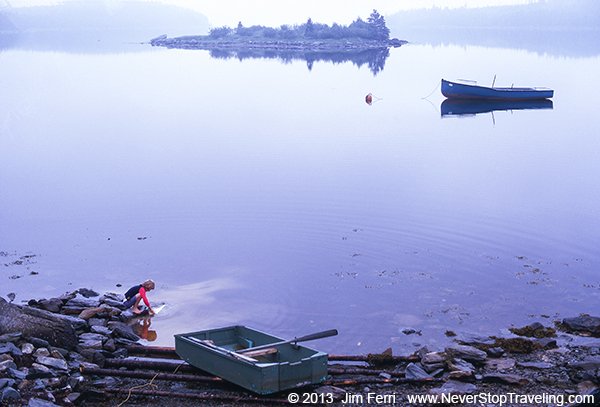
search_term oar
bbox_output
[238,329,338,354]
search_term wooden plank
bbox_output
[240,347,278,358]
[187,337,258,363]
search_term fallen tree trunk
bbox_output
[81,366,222,383]
[0,297,78,349]
[103,388,288,404]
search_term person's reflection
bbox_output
[132,316,157,342]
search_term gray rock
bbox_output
[110,325,140,342]
[0,301,87,344]
[562,315,600,337]
[66,297,100,308]
[28,337,50,349]
[0,378,16,390]
[445,345,487,364]
[8,367,27,380]
[32,379,46,391]
[1,386,20,402]
[421,351,446,364]
[90,325,112,336]
[404,363,432,380]
[27,363,55,379]
[517,361,554,369]
[27,397,60,407]
[100,292,124,302]
[66,392,82,403]
[486,347,505,357]
[0,342,22,357]
[0,360,17,372]
[101,298,126,309]
[430,380,477,395]
[36,356,68,371]
[50,348,67,360]
[38,298,63,313]
[68,374,84,391]
[78,307,105,320]
[33,348,50,358]
[485,358,516,371]
[77,288,100,298]
[103,338,116,352]
[78,338,103,350]
[448,358,475,378]
[57,292,76,302]
[483,373,529,385]
[534,337,557,349]
[88,318,107,327]
[79,332,107,342]
[569,356,600,370]
[21,343,34,355]
[0,332,22,343]
[422,362,445,373]
[457,334,496,347]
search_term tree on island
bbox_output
[209,10,391,41]
[367,9,390,40]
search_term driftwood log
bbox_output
[0,297,78,349]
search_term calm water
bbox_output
[1,35,599,354]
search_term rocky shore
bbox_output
[149,35,406,52]
[1,290,599,406]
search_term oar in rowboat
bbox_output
[237,329,338,355]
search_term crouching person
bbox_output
[123,279,156,315]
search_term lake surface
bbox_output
[1,34,599,354]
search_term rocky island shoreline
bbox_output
[1,289,600,406]
[150,35,406,52]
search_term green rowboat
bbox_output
[175,325,334,394]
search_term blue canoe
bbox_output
[441,79,553,101]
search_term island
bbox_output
[150,10,407,75]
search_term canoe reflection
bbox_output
[441,98,553,117]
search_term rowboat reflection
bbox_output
[441,98,553,118]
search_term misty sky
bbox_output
[7,0,534,26]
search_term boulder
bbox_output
[77,288,100,298]
[404,363,432,380]
[483,373,529,386]
[562,315,600,337]
[445,345,487,364]
[0,299,78,349]
[37,299,63,313]
[65,297,100,308]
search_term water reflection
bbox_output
[441,98,553,118]
[209,47,390,75]
[131,316,157,342]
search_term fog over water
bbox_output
[1,1,599,353]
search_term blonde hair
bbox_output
[143,279,155,290]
